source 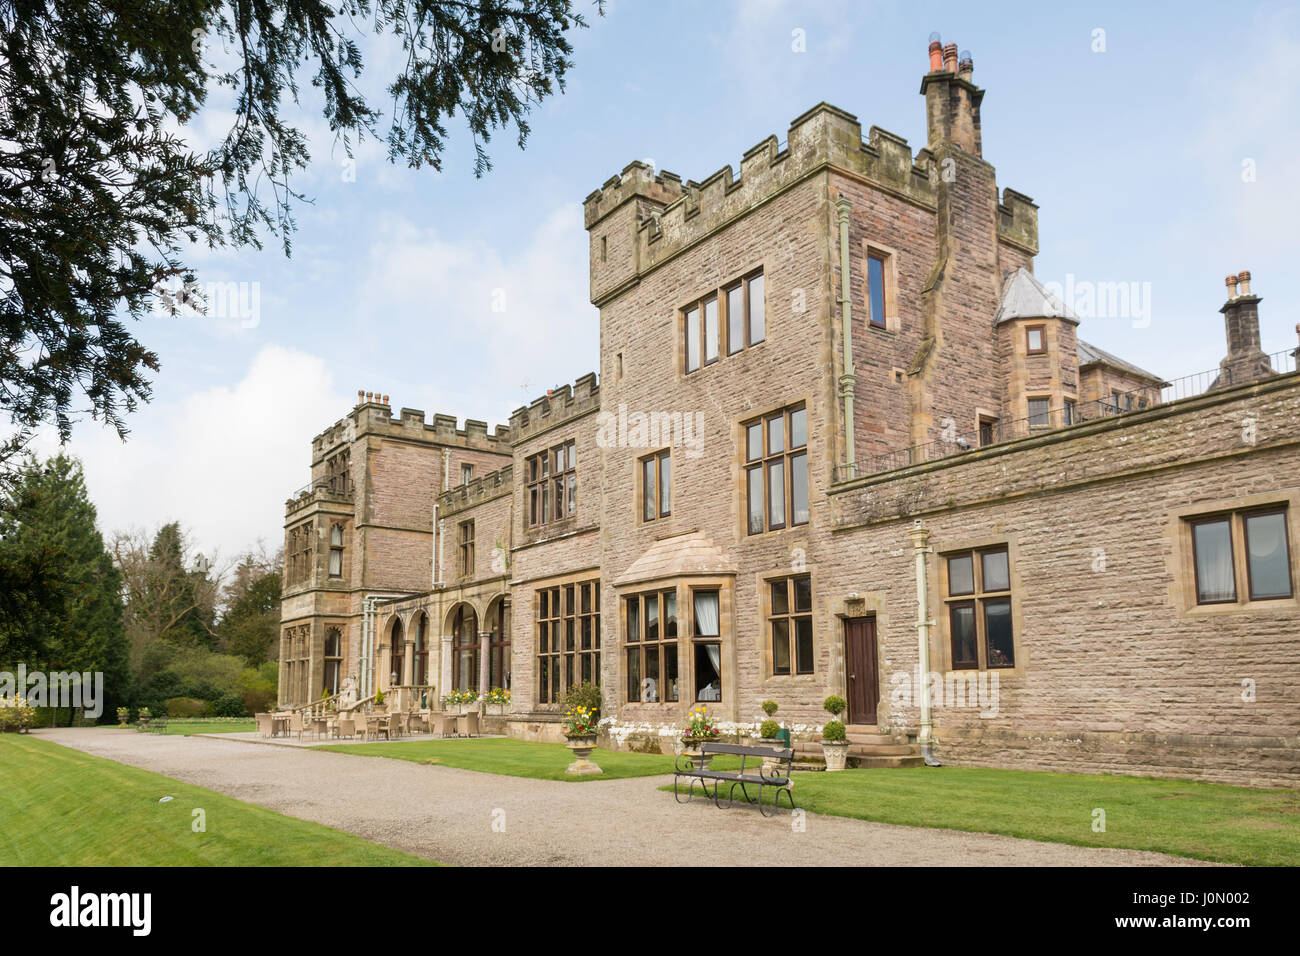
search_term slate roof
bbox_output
[994,268,1079,325]
[1077,340,1168,385]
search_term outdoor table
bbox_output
[271,715,291,737]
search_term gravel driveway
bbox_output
[36,729,1211,867]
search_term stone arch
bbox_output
[483,593,511,692]
[447,602,479,692]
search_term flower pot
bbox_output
[821,740,850,772]
[564,734,602,775]
[681,736,718,770]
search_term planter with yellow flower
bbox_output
[561,705,602,776]
[681,706,720,770]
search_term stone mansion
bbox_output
[280,40,1300,786]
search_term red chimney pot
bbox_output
[928,40,943,71]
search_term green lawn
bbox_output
[314,736,741,781]
[672,765,1300,867]
[0,734,435,866]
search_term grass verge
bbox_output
[0,734,435,866]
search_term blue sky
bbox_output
[42,0,1300,563]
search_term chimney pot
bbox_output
[1238,270,1251,296]
[928,40,943,71]
[943,43,958,73]
[1225,274,1239,298]
[357,390,364,404]
[365,392,373,402]
[382,394,389,405]
[958,49,973,77]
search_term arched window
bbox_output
[452,605,478,692]
[389,618,404,686]
[413,614,428,686]
[328,524,344,578]
[323,627,342,696]
[488,599,510,690]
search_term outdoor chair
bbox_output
[434,713,457,737]
[288,711,304,740]
[255,713,273,738]
[334,717,355,739]
[458,711,480,738]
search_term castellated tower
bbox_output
[279,394,510,706]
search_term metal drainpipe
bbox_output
[910,519,941,766]
[362,593,405,698]
[835,197,857,480]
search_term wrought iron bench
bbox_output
[673,742,795,817]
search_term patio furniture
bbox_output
[334,717,356,739]
[288,711,304,740]
[673,743,795,818]
[310,715,330,739]
[457,712,480,738]
[271,713,291,738]
[255,713,274,738]
[434,713,457,738]
[409,712,429,734]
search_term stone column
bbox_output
[478,630,492,697]
[402,639,415,685]
[440,634,454,697]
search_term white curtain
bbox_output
[694,591,719,637]
[705,643,721,673]
[1195,521,1235,601]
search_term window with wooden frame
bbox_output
[451,605,477,692]
[624,589,679,702]
[323,627,342,695]
[1189,507,1292,605]
[1025,324,1046,354]
[328,524,344,578]
[640,450,671,522]
[526,439,577,527]
[866,252,888,329]
[537,581,600,704]
[943,546,1014,670]
[457,519,474,578]
[978,416,998,447]
[691,588,722,702]
[1027,397,1051,429]
[684,269,764,373]
[768,575,813,675]
[744,405,808,535]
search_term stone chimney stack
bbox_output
[1217,269,1273,388]
[920,34,983,155]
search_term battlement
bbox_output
[311,393,510,461]
[997,188,1039,254]
[585,104,942,301]
[438,463,515,516]
[583,161,686,229]
[508,372,600,444]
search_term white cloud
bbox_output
[349,203,599,422]
[37,345,346,562]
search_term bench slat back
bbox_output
[702,742,793,760]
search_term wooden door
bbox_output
[844,616,879,726]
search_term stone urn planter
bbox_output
[681,736,718,770]
[821,740,850,772]
[564,734,602,776]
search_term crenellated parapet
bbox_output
[584,103,942,304]
[508,372,600,444]
[997,188,1039,255]
[337,396,510,452]
[438,464,514,517]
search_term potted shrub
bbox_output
[821,694,850,771]
[759,700,780,742]
[681,705,720,769]
[373,689,386,713]
[560,705,601,776]
[116,706,130,728]
[136,706,151,730]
